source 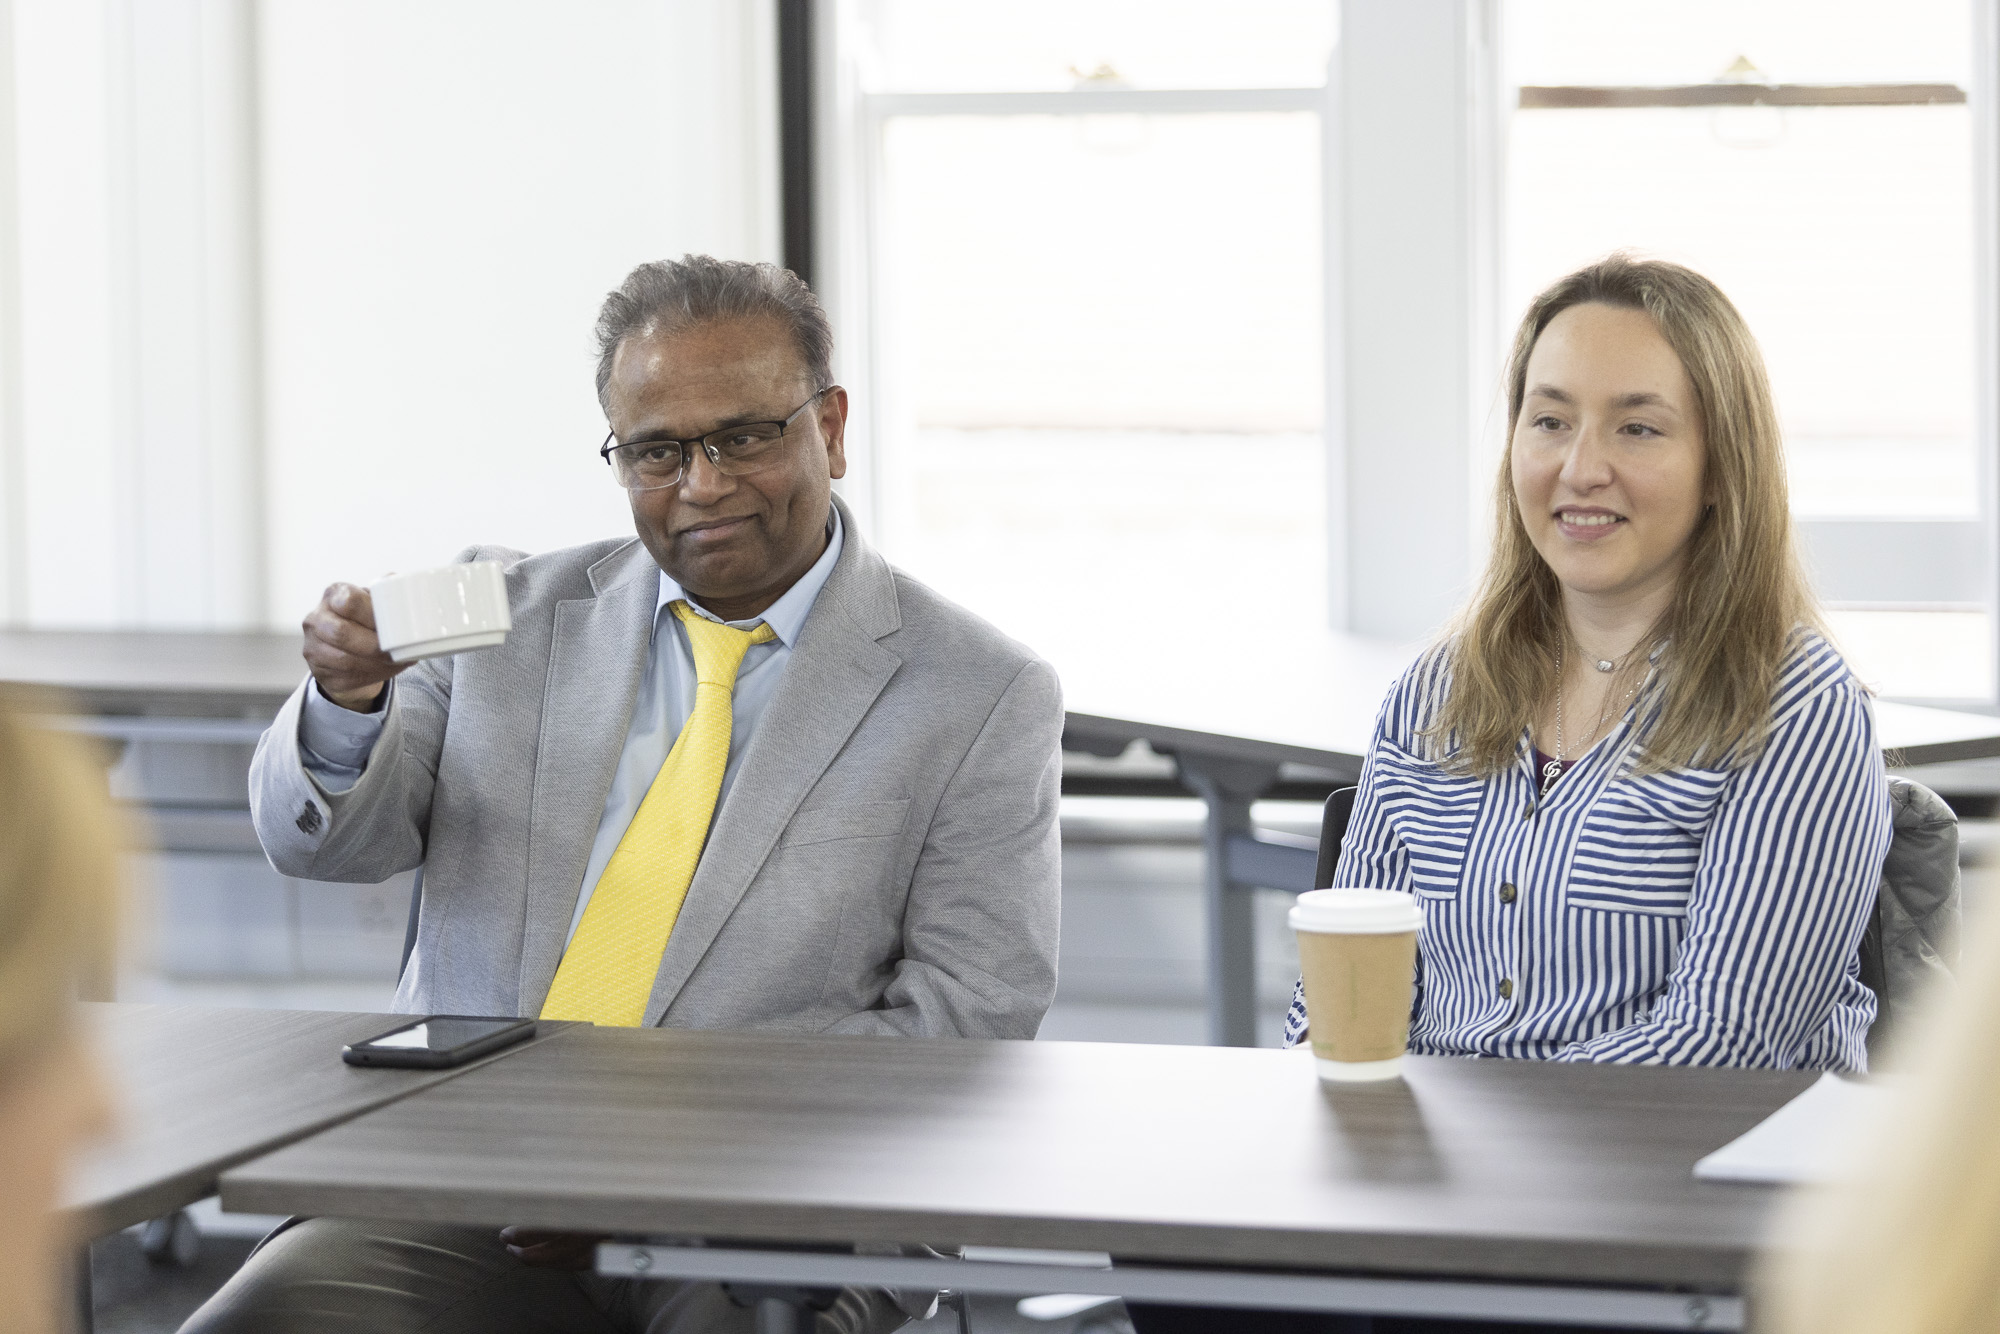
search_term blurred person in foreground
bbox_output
[1136,253,1894,1334]
[0,699,121,1334]
[1757,894,2000,1333]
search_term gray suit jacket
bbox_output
[250,499,1063,1039]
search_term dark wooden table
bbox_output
[66,1004,559,1238]
[220,1026,1810,1329]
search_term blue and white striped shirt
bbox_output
[1282,630,1891,1071]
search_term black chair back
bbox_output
[1314,786,1358,890]
[1862,776,1961,1057]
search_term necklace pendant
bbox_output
[1541,757,1564,787]
[1594,659,1615,673]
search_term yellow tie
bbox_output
[540,602,776,1026]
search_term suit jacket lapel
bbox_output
[643,497,903,1025]
[518,540,659,1011]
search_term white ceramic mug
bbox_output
[369,561,511,663]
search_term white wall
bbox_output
[259,0,779,621]
[0,0,781,630]
[9,0,123,626]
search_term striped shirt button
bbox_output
[1499,882,1517,904]
[1520,801,1535,821]
[1498,978,1514,1000]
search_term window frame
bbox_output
[812,3,1335,565]
[1499,2,1999,705]
[810,1,2000,704]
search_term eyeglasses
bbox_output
[599,388,833,492]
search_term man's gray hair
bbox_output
[593,255,833,410]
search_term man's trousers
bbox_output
[178,1218,911,1334]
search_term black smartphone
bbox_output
[341,1015,537,1069]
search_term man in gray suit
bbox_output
[183,256,1063,1334]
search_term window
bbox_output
[827,2,1337,649]
[1505,0,1993,702]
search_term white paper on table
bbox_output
[1694,1071,1892,1184]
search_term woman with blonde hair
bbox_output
[0,698,122,1333]
[1277,252,1890,1070]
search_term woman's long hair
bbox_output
[1429,254,1820,775]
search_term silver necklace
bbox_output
[1548,639,1642,793]
[1581,634,1645,676]
[1546,642,1571,793]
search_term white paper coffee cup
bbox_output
[369,561,511,663]
[1289,888,1423,1083]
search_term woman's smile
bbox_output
[1555,506,1626,540]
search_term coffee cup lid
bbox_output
[1289,887,1423,935]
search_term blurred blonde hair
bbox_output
[0,692,123,1074]
[1429,254,1822,775]
[1758,901,2000,1332]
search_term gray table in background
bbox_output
[0,630,303,720]
[1052,628,2000,1044]
[221,1023,1811,1330]
[15,628,2000,1047]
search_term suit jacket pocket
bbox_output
[1565,766,1731,917]
[780,799,911,848]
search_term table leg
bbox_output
[755,1295,806,1334]
[72,1243,93,1334]
[1174,753,1282,1047]
[723,1282,829,1334]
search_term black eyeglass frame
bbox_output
[598,386,835,492]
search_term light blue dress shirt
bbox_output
[298,510,845,948]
